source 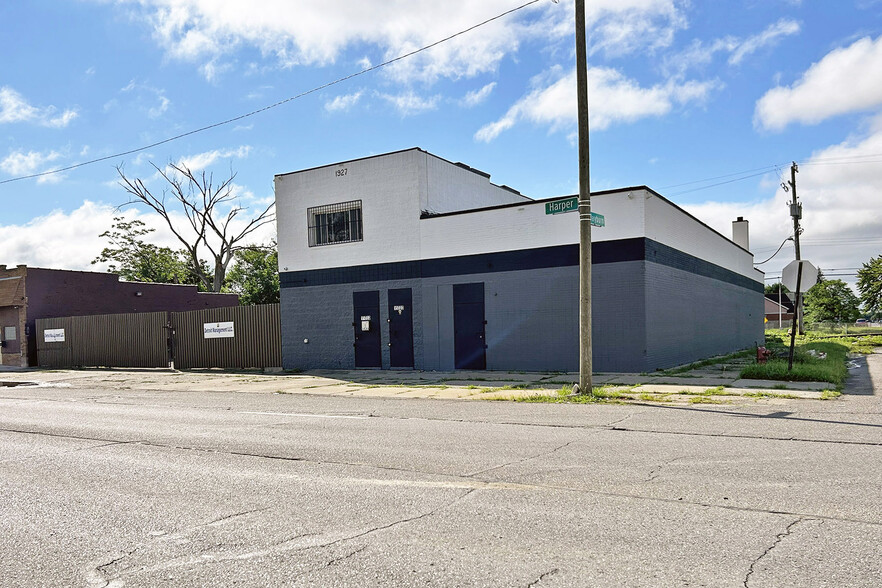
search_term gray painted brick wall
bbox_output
[281,278,424,370]
[281,260,763,373]
[644,262,764,369]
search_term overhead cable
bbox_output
[0,0,542,186]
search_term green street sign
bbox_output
[545,197,579,215]
[545,197,605,227]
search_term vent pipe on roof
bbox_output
[732,217,749,251]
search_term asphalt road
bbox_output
[1,355,881,587]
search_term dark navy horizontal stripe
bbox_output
[280,238,762,292]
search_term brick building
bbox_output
[274,148,764,373]
[0,265,239,367]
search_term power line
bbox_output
[0,0,542,186]
[666,168,783,197]
[659,163,787,190]
[754,235,793,265]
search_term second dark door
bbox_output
[453,283,486,370]
[388,288,414,368]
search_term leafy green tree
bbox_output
[92,217,200,285]
[803,279,861,323]
[764,283,790,295]
[857,255,882,316]
[225,243,279,305]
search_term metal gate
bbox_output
[37,312,169,368]
[171,304,281,369]
[37,304,281,370]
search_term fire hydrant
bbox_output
[756,346,772,364]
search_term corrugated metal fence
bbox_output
[173,304,281,369]
[36,304,281,369]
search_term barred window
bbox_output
[307,200,363,247]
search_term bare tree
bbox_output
[116,162,275,292]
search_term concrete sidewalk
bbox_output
[0,358,838,404]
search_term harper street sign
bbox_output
[544,197,605,227]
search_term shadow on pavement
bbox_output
[843,355,874,396]
[630,402,882,430]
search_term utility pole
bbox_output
[575,0,592,394]
[787,161,802,370]
[789,161,803,335]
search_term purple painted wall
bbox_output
[10,267,239,366]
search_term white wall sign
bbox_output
[204,322,235,339]
[44,328,65,343]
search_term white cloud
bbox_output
[174,145,252,172]
[0,199,275,271]
[0,86,78,128]
[325,91,363,113]
[728,19,800,65]
[475,67,719,142]
[663,19,800,76]
[461,82,496,108]
[684,116,882,285]
[378,91,440,116]
[148,94,171,118]
[587,0,687,58]
[0,149,63,177]
[105,0,686,83]
[120,80,172,119]
[0,202,138,270]
[755,35,882,130]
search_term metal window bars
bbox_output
[307,200,363,247]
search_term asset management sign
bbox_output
[204,321,235,339]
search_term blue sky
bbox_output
[2,0,881,287]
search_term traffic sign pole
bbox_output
[787,263,803,371]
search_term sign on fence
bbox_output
[204,322,235,339]
[43,328,65,343]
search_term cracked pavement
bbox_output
[1,354,881,586]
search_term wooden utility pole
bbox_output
[575,0,592,394]
[789,162,804,335]
[787,161,802,370]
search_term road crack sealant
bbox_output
[3,425,881,528]
[466,440,578,478]
[742,517,811,587]
[85,489,477,583]
[645,456,688,483]
[526,568,560,587]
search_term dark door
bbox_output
[453,283,486,370]
[388,288,414,368]
[353,291,381,368]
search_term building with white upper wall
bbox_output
[274,148,764,373]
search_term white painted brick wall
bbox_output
[276,152,760,283]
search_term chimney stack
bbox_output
[732,217,749,251]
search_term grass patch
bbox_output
[820,389,842,400]
[638,393,673,403]
[511,385,631,404]
[742,391,801,400]
[688,397,729,404]
[739,340,850,386]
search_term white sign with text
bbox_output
[204,322,235,339]
[44,328,65,343]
